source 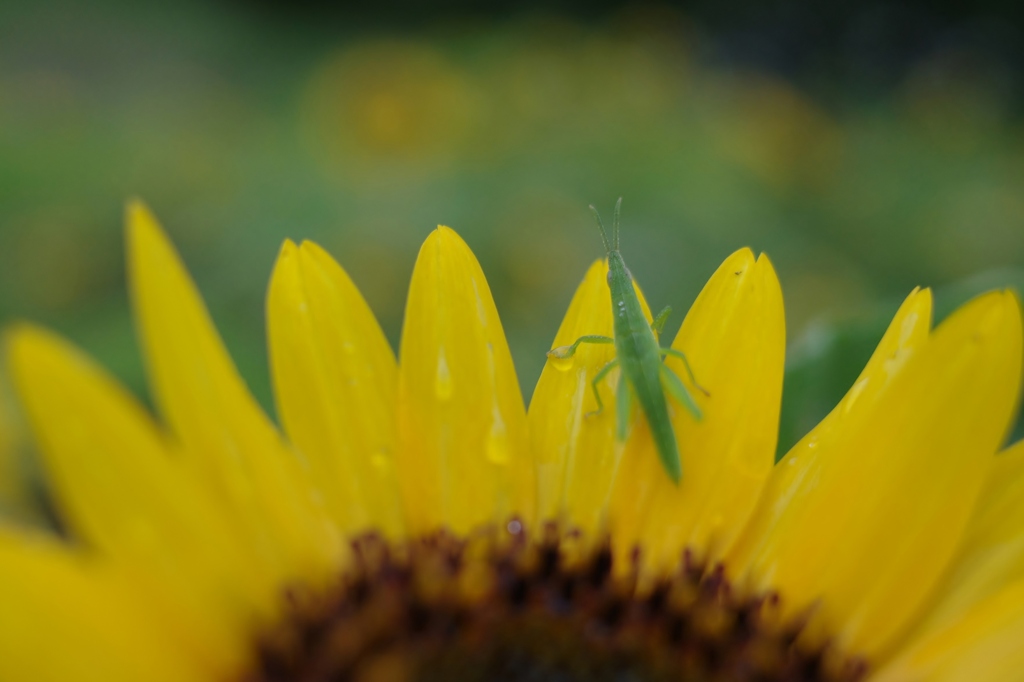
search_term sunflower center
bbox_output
[249,523,865,682]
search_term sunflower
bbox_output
[1,201,1022,682]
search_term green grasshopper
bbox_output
[547,198,707,483]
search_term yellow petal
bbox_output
[911,437,1024,632]
[731,287,934,580]
[732,290,1022,658]
[528,259,653,536]
[6,323,275,649]
[0,528,208,682]
[609,249,786,574]
[783,286,934,459]
[126,201,338,584]
[872,578,1024,682]
[267,240,403,537]
[397,226,533,535]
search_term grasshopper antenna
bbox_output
[613,197,622,251]
[589,204,612,254]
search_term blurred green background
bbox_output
[1,0,1023,509]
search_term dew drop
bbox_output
[370,451,390,472]
[843,378,869,414]
[550,354,574,372]
[486,423,511,466]
[435,350,453,400]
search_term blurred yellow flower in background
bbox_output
[706,74,844,193]
[302,41,479,178]
[1,202,1022,681]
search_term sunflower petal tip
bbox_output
[124,197,149,218]
[3,320,37,343]
[124,202,174,269]
[975,290,1021,336]
[721,247,756,275]
[4,322,59,364]
[3,326,30,369]
[270,241,299,283]
[1001,287,1022,311]
[4,325,83,398]
[125,199,159,235]
[581,259,607,284]
[300,242,339,273]
[427,225,474,256]
[754,251,780,278]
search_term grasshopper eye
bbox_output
[606,270,614,286]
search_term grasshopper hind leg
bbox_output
[660,363,702,420]
[585,358,619,418]
[660,348,711,397]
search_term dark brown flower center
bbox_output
[246,522,866,682]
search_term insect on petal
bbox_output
[610,249,786,576]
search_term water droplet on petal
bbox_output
[371,451,390,472]
[435,350,453,400]
[486,422,510,466]
[843,378,869,414]
[550,354,574,372]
